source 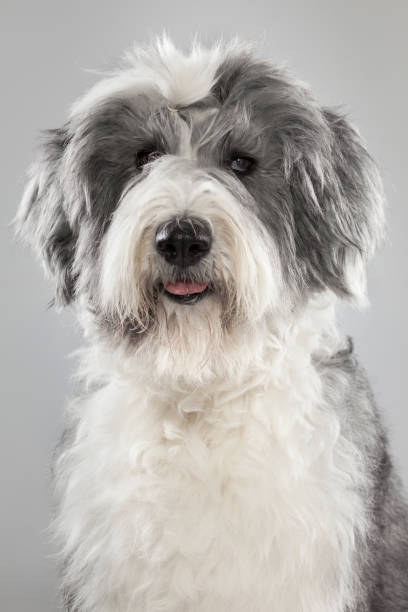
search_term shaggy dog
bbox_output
[17,37,408,611]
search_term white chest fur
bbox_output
[56,332,366,612]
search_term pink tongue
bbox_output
[165,281,208,295]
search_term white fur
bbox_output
[70,36,248,118]
[97,157,283,381]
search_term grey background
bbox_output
[1,1,407,610]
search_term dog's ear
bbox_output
[16,128,77,306]
[284,106,385,304]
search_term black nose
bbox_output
[155,217,212,267]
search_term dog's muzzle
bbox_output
[155,217,212,304]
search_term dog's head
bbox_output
[17,37,385,378]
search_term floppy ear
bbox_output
[284,106,386,304]
[16,128,77,305]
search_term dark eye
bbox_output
[135,150,163,169]
[230,156,255,174]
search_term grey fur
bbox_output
[209,57,384,297]
[318,346,408,610]
[17,44,407,611]
[18,127,76,304]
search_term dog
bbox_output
[17,36,408,611]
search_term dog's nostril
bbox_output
[188,242,207,256]
[155,217,212,267]
[158,242,178,259]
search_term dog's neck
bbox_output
[77,290,342,399]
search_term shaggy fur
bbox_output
[17,36,408,611]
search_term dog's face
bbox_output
[17,38,384,378]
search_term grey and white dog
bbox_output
[17,37,408,611]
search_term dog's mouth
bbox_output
[163,280,210,305]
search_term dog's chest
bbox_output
[60,378,364,612]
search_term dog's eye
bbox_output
[230,157,255,174]
[135,150,163,169]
